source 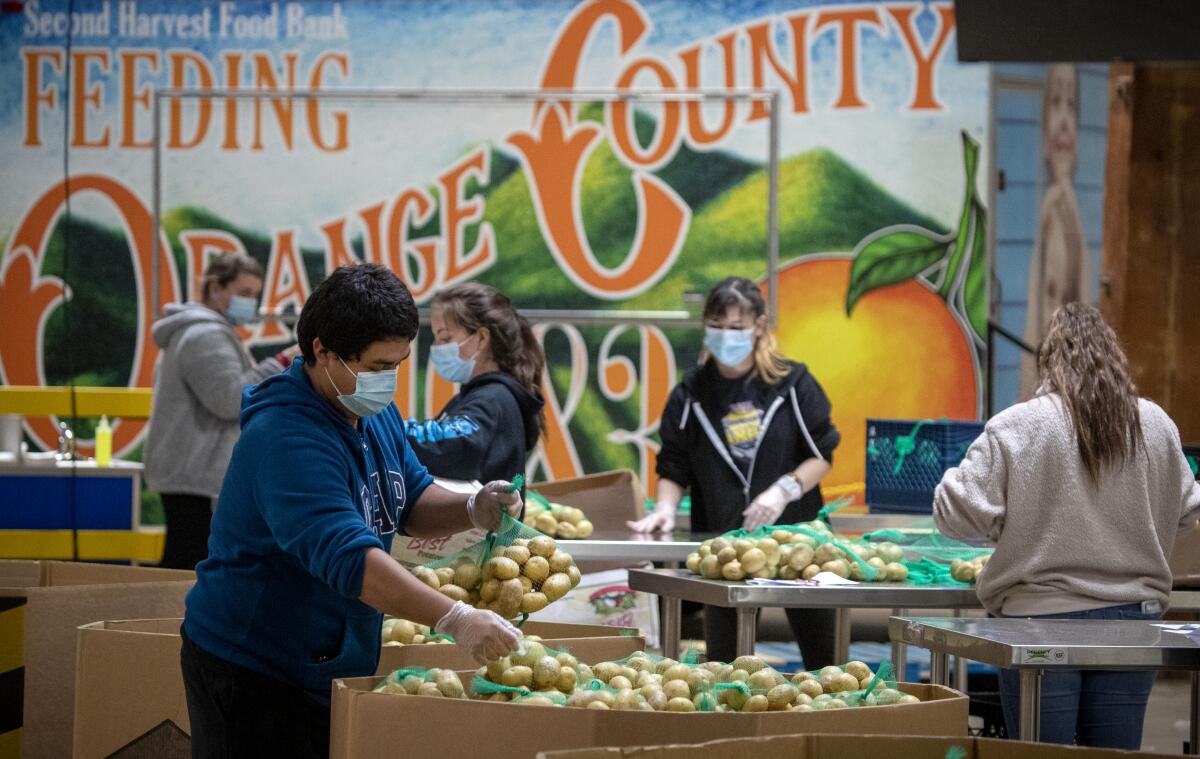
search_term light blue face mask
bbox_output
[704,327,755,367]
[430,336,479,384]
[326,356,397,417]
[225,294,259,326]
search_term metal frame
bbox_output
[150,87,782,327]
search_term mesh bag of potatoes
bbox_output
[381,617,456,646]
[470,640,587,704]
[862,528,993,584]
[523,491,595,539]
[414,513,582,621]
[372,667,467,699]
[686,523,909,583]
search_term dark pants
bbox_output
[160,493,212,570]
[181,629,330,759]
[704,605,837,669]
[997,602,1161,749]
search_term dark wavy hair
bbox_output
[433,282,545,439]
[1038,302,1143,483]
[297,264,419,364]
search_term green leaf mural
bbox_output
[845,228,951,315]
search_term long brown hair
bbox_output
[1038,302,1143,483]
[201,252,263,303]
[702,277,790,384]
[433,283,545,437]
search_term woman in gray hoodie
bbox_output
[145,253,297,569]
[935,303,1200,748]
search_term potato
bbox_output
[523,555,551,584]
[740,548,767,573]
[576,520,594,538]
[505,545,531,565]
[577,663,594,682]
[541,573,572,602]
[555,666,578,693]
[567,565,582,587]
[693,691,719,712]
[438,583,471,603]
[814,698,847,710]
[501,665,533,688]
[820,559,850,578]
[559,522,581,539]
[480,578,501,603]
[787,545,815,570]
[720,685,748,710]
[778,565,798,580]
[662,679,691,701]
[698,543,712,559]
[898,694,921,705]
[555,651,578,669]
[488,557,521,581]
[413,566,440,589]
[699,555,723,580]
[417,682,444,698]
[721,560,746,581]
[486,656,511,682]
[534,512,559,534]
[547,550,573,574]
[521,592,549,613]
[686,668,715,692]
[801,564,821,580]
[829,673,860,693]
[766,684,798,711]
[730,669,750,683]
[514,641,546,667]
[818,666,844,690]
[497,578,524,617]
[686,553,701,573]
[742,694,769,712]
[434,567,456,586]
[844,661,872,681]
[587,700,611,710]
[757,538,779,557]
[662,663,692,683]
[716,546,738,564]
[732,539,753,558]
[666,696,695,712]
[731,655,766,674]
[519,575,534,594]
[436,670,464,698]
[389,619,416,644]
[642,687,668,711]
[528,535,557,558]
[813,543,841,565]
[867,556,886,571]
[531,656,560,690]
[609,675,633,691]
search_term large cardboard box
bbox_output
[1171,522,1200,586]
[537,734,1178,759]
[330,679,967,759]
[529,470,645,533]
[73,619,644,759]
[0,561,193,759]
[73,619,189,759]
[378,621,643,672]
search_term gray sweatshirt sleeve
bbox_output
[1180,476,1200,531]
[933,428,1007,543]
[176,327,270,421]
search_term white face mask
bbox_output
[324,356,397,417]
[429,334,480,384]
[704,327,755,367]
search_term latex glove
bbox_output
[742,484,789,531]
[627,506,675,534]
[436,601,521,664]
[467,480,523,532]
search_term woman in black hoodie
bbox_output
[405,283,545,488]
[629,276,841,667]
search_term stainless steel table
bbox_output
[890,616,1200,752]
[560,531,708,564]
[628,567,981,681]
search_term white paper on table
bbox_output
[809,572,859,586]
[744,573,859,587]
[1152,623,1200,633]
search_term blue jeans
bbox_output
[998,602,1161,749]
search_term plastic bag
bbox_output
[373,666,467,698]
[416,513,582,621]
[523,491,595,539]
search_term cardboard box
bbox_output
[378,621,644,673]
[329,680,967,759]
[0,561,193,759]
[529,470,645,533]
[73,619,189,759]
[537,733,1179,759]
[1170,522,1200,585]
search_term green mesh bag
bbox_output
[416,512,581,623]
[522,491,595,540]
[688,523,885,582]
[862,528,993,564]
[474,640,586,699]
[470,676,569,706]
[373,666,467,698]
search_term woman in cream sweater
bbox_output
[935,303,1200,749]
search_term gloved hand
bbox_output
[436,601,521,664]
[627,505,675,534]
[742,484,789,531]
[467,480,523,532]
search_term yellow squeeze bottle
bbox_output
[95,415,112,467]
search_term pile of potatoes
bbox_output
[950,555,990,583]
[412,535,582,619]
[473,640,588,702]
[373,667,466,698]
[524,499,595,540]
[686,529,909,583]
[381,617,454,646]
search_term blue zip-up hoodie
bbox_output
[183,357,433,703]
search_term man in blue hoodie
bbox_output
[181,264,522,758]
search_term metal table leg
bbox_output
[735,607,757,657]
[834,608,851,664]
[661,595,681,660]
[1190,670,1198,755]
[890,608,908,680]
[1019,669,1043,742]
[953,608,968,693]
[929,651,950,686]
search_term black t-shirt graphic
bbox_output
[710,371,765,478]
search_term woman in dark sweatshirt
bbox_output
[406,283,545,487]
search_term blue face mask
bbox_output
[325,356,397,417]
[704,327,755,367]
[430,336,479,384]
[225,295,259,325]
